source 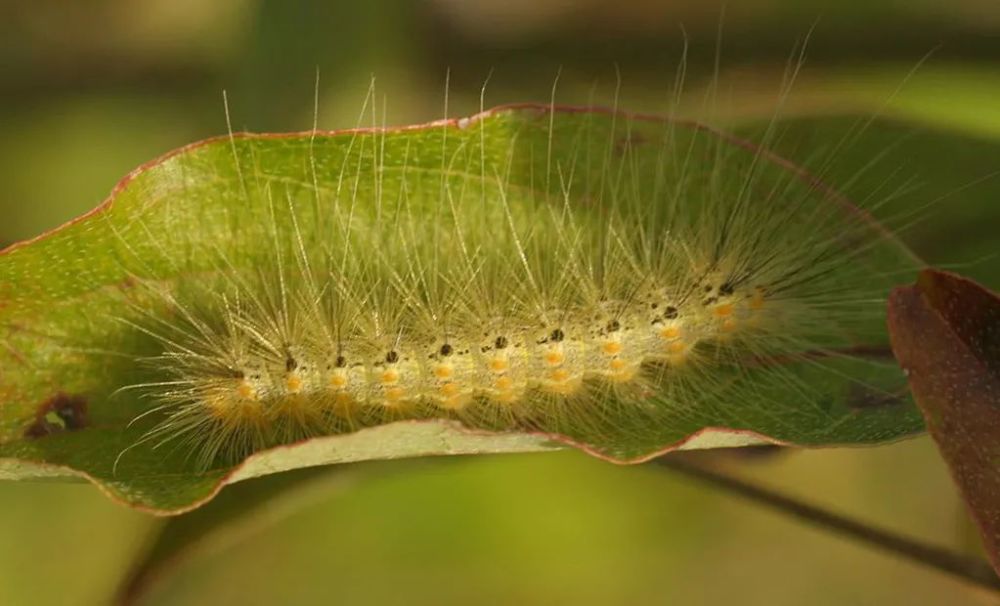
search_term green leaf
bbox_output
[758,115,1000,288]
[0,106,924,513]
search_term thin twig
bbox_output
[656,454,1000,593]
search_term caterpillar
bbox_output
[0,68,923,480]
[87,82,922,472]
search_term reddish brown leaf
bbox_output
[888,268,1000,573]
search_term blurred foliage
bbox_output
[1,0,999,604]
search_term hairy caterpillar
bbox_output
[89,76,922,472]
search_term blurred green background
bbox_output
[2,1,999,604]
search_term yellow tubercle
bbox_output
[488,357,508,372]
[438,394,469,410]
[544,350,565,366]
[236,381,257,400]
[713,303,734,318]
[384,386,406,404]
[659,325,681,339]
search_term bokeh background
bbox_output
[2,1,1000,604]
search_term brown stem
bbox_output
[656,455,1000,592]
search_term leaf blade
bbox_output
[0,106,925,512]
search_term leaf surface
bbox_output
[0,106,924,512]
